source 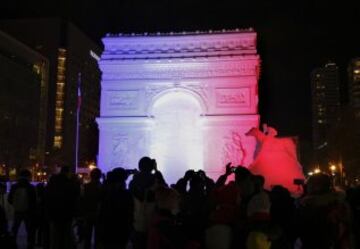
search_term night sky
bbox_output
[2,0,360,144]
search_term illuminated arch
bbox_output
[148,88,205,184]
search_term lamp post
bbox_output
[339,159,344,186]
[88,162,96,171]
[329,164,337,185]
[329,164,337,173]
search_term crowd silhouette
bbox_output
[0,156,359,249]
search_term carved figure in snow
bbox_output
[245,125,305,194]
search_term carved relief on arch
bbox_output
[111,133,129,168]
[106,90,140,111]
[215,87,251,108]
[110,132,146,169]
[222,130,247,166]
[101,61,258,80]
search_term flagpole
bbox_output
[75,73,81,174]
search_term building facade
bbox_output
[311,62,341,166]
[348,58,360,110]
[0,19,103,171]
[98,30,260,183]
[0,30,49,172]
[346,58,360,181]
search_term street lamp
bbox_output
[88,163,96,171]
[329,165,336,175]
[329,165,336,171]
[314,168,321,174]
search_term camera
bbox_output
[293,178,305,186]
[126,169,138,175]
[150,159,157,173]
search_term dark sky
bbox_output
[2,0,360,142]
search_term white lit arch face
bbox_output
[150,90,204,184]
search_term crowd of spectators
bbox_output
[0,156,359,249]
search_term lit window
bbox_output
[33,64,41,74]
[54,48,67,136]
[54,136,63,148]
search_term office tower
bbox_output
[346,58,360,181]
[0,19,103,171]
[311,62,341,166]
[348,58,360,110]
[0,30,49,172]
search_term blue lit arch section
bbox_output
[149,89,205,183]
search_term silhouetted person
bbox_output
[147,186,200,249]
[129,157,158,249]
[270,185,296,249]
[346,186,360,249]
[0,198,7,235]
[34,183,47,247]
[232,166,255,249]
[8,169,36,249]
[297,173,352,249]
[0,181,9,243]
[197,170,215,194]
[175,170,195,195]
[181,172,208,241]
[0,203,16,248]
[0,181,6,207]
[82,168,103,249]
[99,167,133,249]
[45,166,80,249]
[205,163,240,249]
[130,157,157,201]
[247,174,271,221]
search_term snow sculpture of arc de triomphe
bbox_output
[97,29,260,183]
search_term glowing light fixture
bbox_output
[329,165,336,172]
[88,162,97,171]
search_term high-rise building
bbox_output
[0,19,103,171]
[348,58,360,111]
[0,30,49,172]
[346,58,360,181]
[311,62,341,166]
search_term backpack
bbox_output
[12,187,29,212]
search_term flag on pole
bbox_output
[77,73,82,110]
[75,72,81,173]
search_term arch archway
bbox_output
[147,87,208,117]
[149,89,204,184]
